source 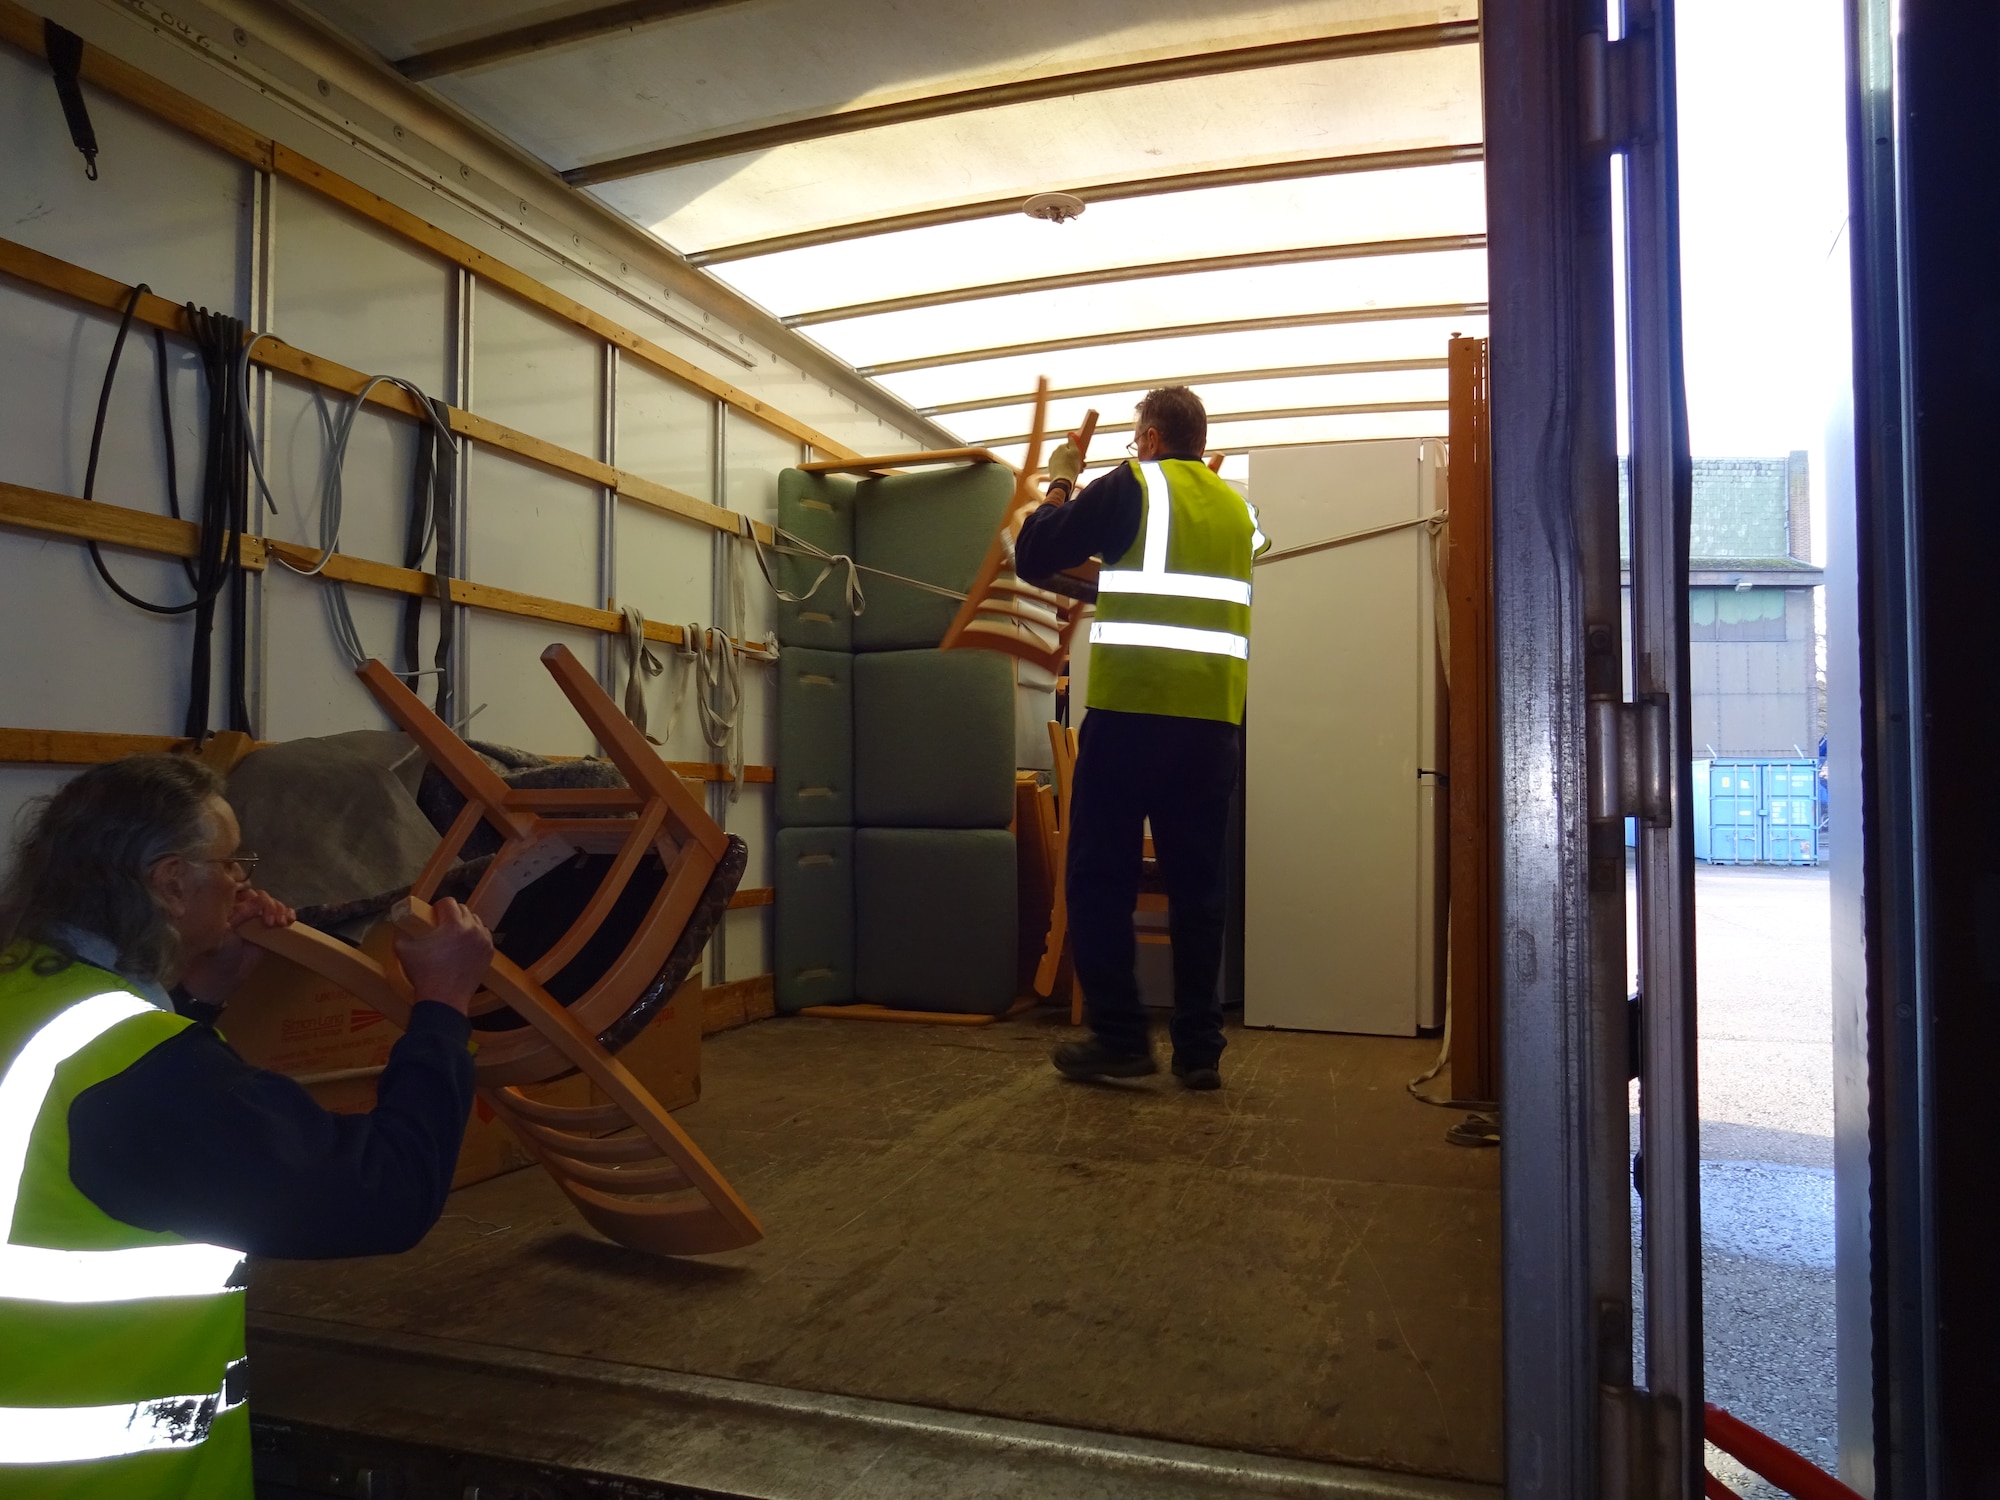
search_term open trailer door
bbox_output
[1486,0,1702,1491]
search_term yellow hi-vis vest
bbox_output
[1085,459,1267,725]
[0,944,249,1498]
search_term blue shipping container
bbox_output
[1693,758,1823,865]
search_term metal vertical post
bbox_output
[707,399,730,985]
[1484,0,1629,1491]
[1615,0,1702,1485]
[243,165,276,738]
[1845,0,1935,1486]
[448,267,475,729]
[600,345,620,705]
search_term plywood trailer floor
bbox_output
[247,1014,1501,1496]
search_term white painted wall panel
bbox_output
[1,48,249,316]
[474,289,599,456]
[467,617,600,757]
[612,508,712,766]
[617,361,713,501]
[0,286,219,735]
[271,179,452,393]
[261,187,453,737]
[0,766,78,866]
[465,452,600,605]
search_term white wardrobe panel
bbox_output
[271,179,452,395]
[473,288,599,457]
[1244,439,1437,1037]
[617,360,713,501]
[0,48,250,317]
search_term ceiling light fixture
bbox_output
[1023,192,1087,225]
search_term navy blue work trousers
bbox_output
[1065,707,1238,1065]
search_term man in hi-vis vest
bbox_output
[1016,387,1267,1090]
[0,754,492,1497]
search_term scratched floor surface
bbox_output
[249,1013,1502,1483]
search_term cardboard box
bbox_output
[222,936,703,1189]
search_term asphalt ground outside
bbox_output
[1628,862,1836,1496]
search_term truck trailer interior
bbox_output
[0,0,1991,1495]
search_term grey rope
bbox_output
[745,523,968,613]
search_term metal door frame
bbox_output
[1487,0,1703,1491]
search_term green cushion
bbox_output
[855,828,1017,1014]
[854,650,1016,828]
[852,463,1015,650]
[775,469,856,651]
[776,647,852,827]
[774,827,855,1011]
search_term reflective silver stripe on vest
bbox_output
[1089,620,1250,659]
[0,1358,246,1464]
[1098,462,1254,610]
[0,992,244,1303]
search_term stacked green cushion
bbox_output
[853,649,1015,829]
[851,463,1014,650]
[774,827,855,1012]
[776,647,852,827]
[775,469,856,651]
[855,828,1017,1015]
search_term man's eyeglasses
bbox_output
[192,853,261,881]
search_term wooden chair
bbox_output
[1033,719,1171,1027]
[939,378,1098,674]
[242,643,762,1257]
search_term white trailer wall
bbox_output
[0,7,929,987]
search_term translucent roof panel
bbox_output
[946,367,1450,446]
[873,313,1486,412]
[978,405,1446,471]
[293,0,1485,459]
[710,161,1487,313]
[585,48,1482,253]
[798,249,1486,371]
[418,0,1477,184]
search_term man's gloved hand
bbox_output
[1047,439,1083,485]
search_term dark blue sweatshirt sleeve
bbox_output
[68,1000,476,1259]
[1015,464,1143,580]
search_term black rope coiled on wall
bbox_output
[82,284,261,737]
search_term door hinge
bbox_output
[1587,696,1671,826]
[1580,29,1659,153]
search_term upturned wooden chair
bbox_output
[242,642,762,1257]
[938,378,1098,674]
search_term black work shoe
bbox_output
[1173,1061,1222,1091]
[1052,1039,1159,1081]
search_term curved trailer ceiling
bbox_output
[294,0,1485,477]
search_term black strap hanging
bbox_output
[398,398,457,716]
[81,287,254,738]
[43,22,100,181]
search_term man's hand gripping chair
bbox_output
[242,644,762,1257]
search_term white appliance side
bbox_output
[1244,440,1429,1035]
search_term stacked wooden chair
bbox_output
[243,643,762,1256]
